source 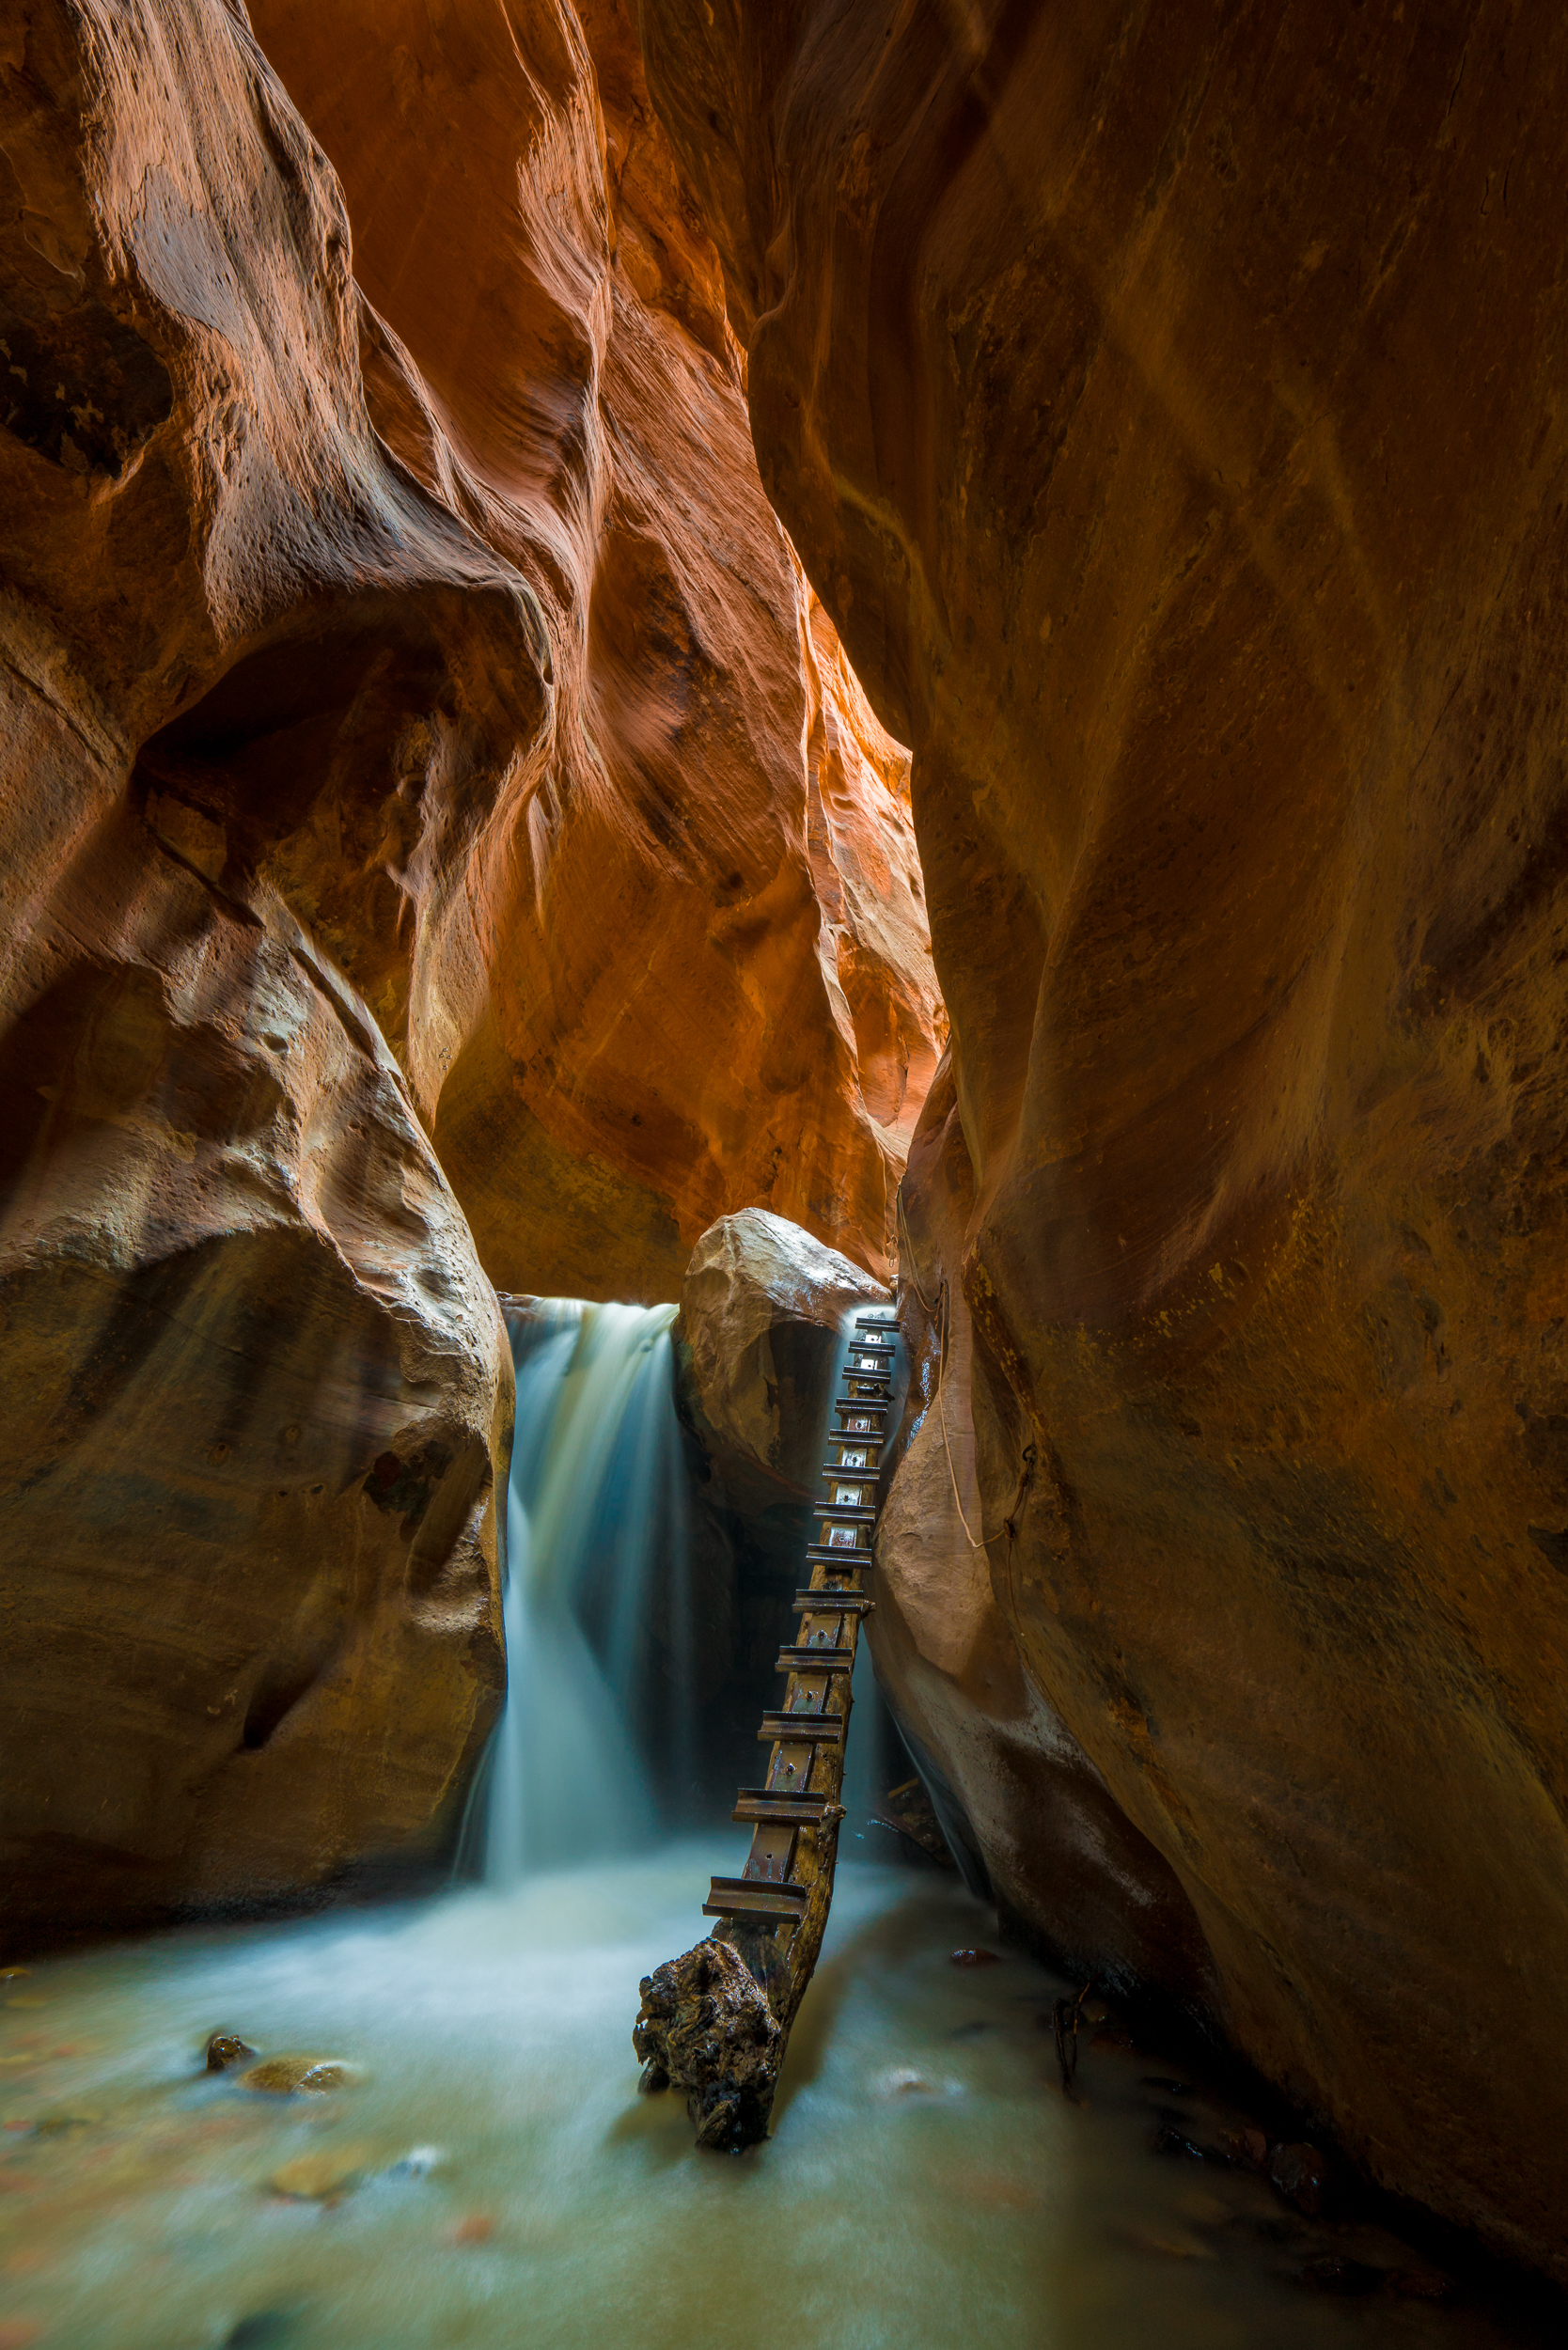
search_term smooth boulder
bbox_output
[676,1208,888,1509]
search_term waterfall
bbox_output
[473,1298,691,1885]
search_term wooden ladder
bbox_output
[704,1312,899,1968]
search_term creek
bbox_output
[0,1304,1546,2349]
[0,1856,1544,2350]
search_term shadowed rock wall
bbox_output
[640,0,1568,2280]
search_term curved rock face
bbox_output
[878,1058,1219,2013]
[247,0,943,1297]
[0,0,516,1946]
[641,0,1568,2279]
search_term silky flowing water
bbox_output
[473,1300,689,1883]
[0,1853,1544,2350]
[4,1311,1547,2345]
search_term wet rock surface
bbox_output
[870,1777,954,1868]
[632,1936,782,2152]
[238,2058,365,2098]
[205,2036,258,2076]
[874,1058,1221,2013]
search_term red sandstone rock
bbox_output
[677,1205,887,1510]
[248,0,941,1298]
[641,0,1568,2281]
[0,0,518,1950]
[878,1056,1218,2012]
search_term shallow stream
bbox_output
[0,1852,1543,2350]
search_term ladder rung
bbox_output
[776,1645,854,1674]
[759,1712,843,1745]
[804,1544,868,1563]
[703,1875,809,1922]
[817,1504,877,1523]
[794,1590,873,1614]
[732,1789,836,1825]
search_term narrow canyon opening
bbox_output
[2,1,1566,2344]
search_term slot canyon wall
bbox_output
[639,0,1568,2282]
[0,0,939,1950]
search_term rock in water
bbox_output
[633,1940,782,2152]
[205,2034,259,2075]
[268,2146,372,2201]
[239,2057,366,2097]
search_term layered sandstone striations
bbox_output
[0,0,520,1945]
[248,0,942,1299]
[642,0,1568,2279]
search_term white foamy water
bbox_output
[0,1855,1540,2350]
[476,1301,686,1883]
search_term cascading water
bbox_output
[470,1298,693,1884]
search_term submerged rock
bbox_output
[632,1938,781,2153]
[269,2146,372,2201]
[240,2058,366,2097]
